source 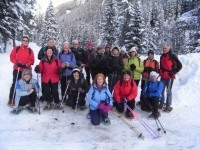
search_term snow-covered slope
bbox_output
[0,42,200,150]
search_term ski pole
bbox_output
[37,73,41,115]
[11,67,20,108]
[60,80,71,113]
[124,100,160,139]
[74,92,80,113]
[112,111,144,140]
[109,71,114,92]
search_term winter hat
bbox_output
[87,42,93,47]
[22,69,32,79]
[150,71,159,78]
[63,41,69,46]
[122,70,131,76]
[129,47,137,54]
[110,45,120,52]
[105,44,110,49]
[121,46,127,53]
[72,68,80,74]
[148,50,154,55]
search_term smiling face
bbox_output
[73,42,79,49]
[46,49,53,57]
[112,49,119,55]
[63,44,69,53]
[48,40,54,47]
[163,44,170,54]
[130,51,136,57]
[22,38,29,46]
[23,74,31,81]
[73,72,79,79]
[97,76,104,86]
[123,74,130,81]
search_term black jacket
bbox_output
[106,55,124,74]
[71,47,87,66]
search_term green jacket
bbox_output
[124,55,144,80]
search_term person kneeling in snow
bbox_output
[88,73,113,125]
[67,68,89,110]
[141,71,163,119]
[12,70,40,113]
[113,70,137,119]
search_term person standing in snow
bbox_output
[120,46,129,64]
[104,44,111,57]
[58,41,76,104]
[11,70,40,113]
[159,44,182,112]
[66,68,89,110]
[85,42,95,86]
[88,73,113,125]
[90,46,108,79]
[141,71,163,119]
[34,47,63,109]
[71,40,87,71]
[136,50,159,106]
[124,47,144,86]
[106,45,124,93]
[113,70,137,119]
[8,36,35,106]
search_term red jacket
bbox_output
[113,79,137,103]
[159,52,182,79]
[38,56,63,83]
[10,44,34,71]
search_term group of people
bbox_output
[7,36,182,126]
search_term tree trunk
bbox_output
[3,34,8,53]
[12,31,16,47]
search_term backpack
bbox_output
[16,46,32,55]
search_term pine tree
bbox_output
[40,0,59,47]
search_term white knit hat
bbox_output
[129,47,137,53]
[150,71,159,78]
[121,46,127,53]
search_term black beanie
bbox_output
[122,70,131,76]
[148,50,154,55]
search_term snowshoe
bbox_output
[27,106,38,113]
[10,107,23,114]
[78,105,88,110]
[54,103,63,110]
[125,111,134,119]
[163,107,173,113]
[136,101,141,107]
[101,117,111,126]
[43,102,54,110]
[148,112,161,119]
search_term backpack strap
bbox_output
[16,46,32,55]
[120,78,134,87]
[91,87,96,100]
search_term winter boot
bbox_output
[125,111,134,119]
[136,101,141,106]
[55,102,62,110]
[101,117,111,125]
[44,102,54,110]
[10,106,23,114]
[163,107,173,113]
[27,106,38,113]
[7,99,15,107]
[148,112,161,119]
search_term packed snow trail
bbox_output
[0,42,200,150]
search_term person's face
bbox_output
[73,72,79,79]
[24,74,31,81]
[151,76,157,82]
[121,51,125,55]
[46,49,53,57]
[130,51,136,56]
[105,48,110,52]
[63,44,69,53]
[163,45,169,54]
[112,49,119,55]
[148,53,154,60]
[48,40,54,47]
[73,42,79,49]
[88,45,92,50]
[22,38,29,46]
[97,76,104,86]
[97,49,104,54]
[123,74,130,81]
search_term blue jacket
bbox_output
[142,80,163,99]
[88,84,113,110]
[15,78,40,107]
[58,49,76,76]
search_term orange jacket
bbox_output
[113,79,137,103]
[10,44,34,71]
[142,58,159,78]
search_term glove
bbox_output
[144,67,149,72]
[130,64,136,71]
[62,62,70,68]
[58,68,64,75]
[102,105,112,113]
[113,66,118,70]
[16,63,28,68]
[97,103,105,110]
[78,87,84,93]
[120,98,127,104]
[67,80,71,85]
[169,71,175,77]
[34,65,40,73]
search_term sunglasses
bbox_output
[22,39,29,42]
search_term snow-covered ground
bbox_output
[0,42,200,150]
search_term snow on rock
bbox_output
[0,42,200,150]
